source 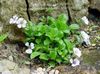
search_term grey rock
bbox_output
[49,70,55,74]
[8,56,13,61]
[55,70,59,74]
[68,0,89,20]
[28,0,68,22]
[0,0,28,41]
[89,0,100,12]
[19,68,30,74]
[1,59,17,70]
[55,65,97,74]
[2,70,12,74]
[72,0,89,10]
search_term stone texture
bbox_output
[1,59,18,70]
[28,0,68,22]
[55,65,97,74]
[68,0,89,20]
[19,68,30,74]
[0,59,30,74]
[2,70,12,74]
[0,0,28,25]
[89,0,100,11]
[0,0,28,41]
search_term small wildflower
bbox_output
[16,18,27,28]
[81,31,91,45]
[25,42,34,54]
[70,58,80,67]
[81,16,89,25]
[9,15,18,24]
[73,48,81,57]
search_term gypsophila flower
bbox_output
[25,42,34,54]
[70,58,80,67]
[81,16,89,25]
[16,18,27,28]
[73,48,81,57]
[81,31,91,45]
[9,15,18,24]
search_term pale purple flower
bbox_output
[70,58,80,67]
[25,42,34,54]
[81,31,91,45]
[16,18,27,28]
[73,48,81,57]
[9,15,18,24]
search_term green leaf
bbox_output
[57,14,68,23]
[24,21,34,37]
[47,16,56,27]
[0,34,8,42]
[57,31,64,39]
[46,28,58,40]
[30,52,41,59]
[50,51,57,60]
[69,24,79,30]
[64,39,74,53]
[56,57,62,63]
[39,53,48,60]
[56,14,69,32]
[58,40,66,49]
[36,39,41,44]
[44,38,50,45]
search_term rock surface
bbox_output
[68,0,89,20]
[89,0,100,11]
[28,0,68,22]
[0,0,28,41]
[0,59,30,74]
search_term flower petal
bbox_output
[25,42,29,47]
[81,31,91,45]
[25,49,32,54]
[16,18,24,25]
[9,18,14,24]
[17,24,22,28]
[22,20,27,28]
[30,43,34,49]
[73,48,81,57]
[70,58,80,67]
[70,58,73,63]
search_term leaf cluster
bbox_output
[24,14,80,66]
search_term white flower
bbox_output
[25,42,29,47]
[70,58,80,67]
[81,16,89,25]
[25,48,32,54]
[9,15,18,24]
[25,42,34,49]
[25,42,34,54]
[73,48,81,57]
[16,18,27,28]
[81,31,91,45]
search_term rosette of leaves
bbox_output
[24,14,80,67]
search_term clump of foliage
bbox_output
[23,14,80,66]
